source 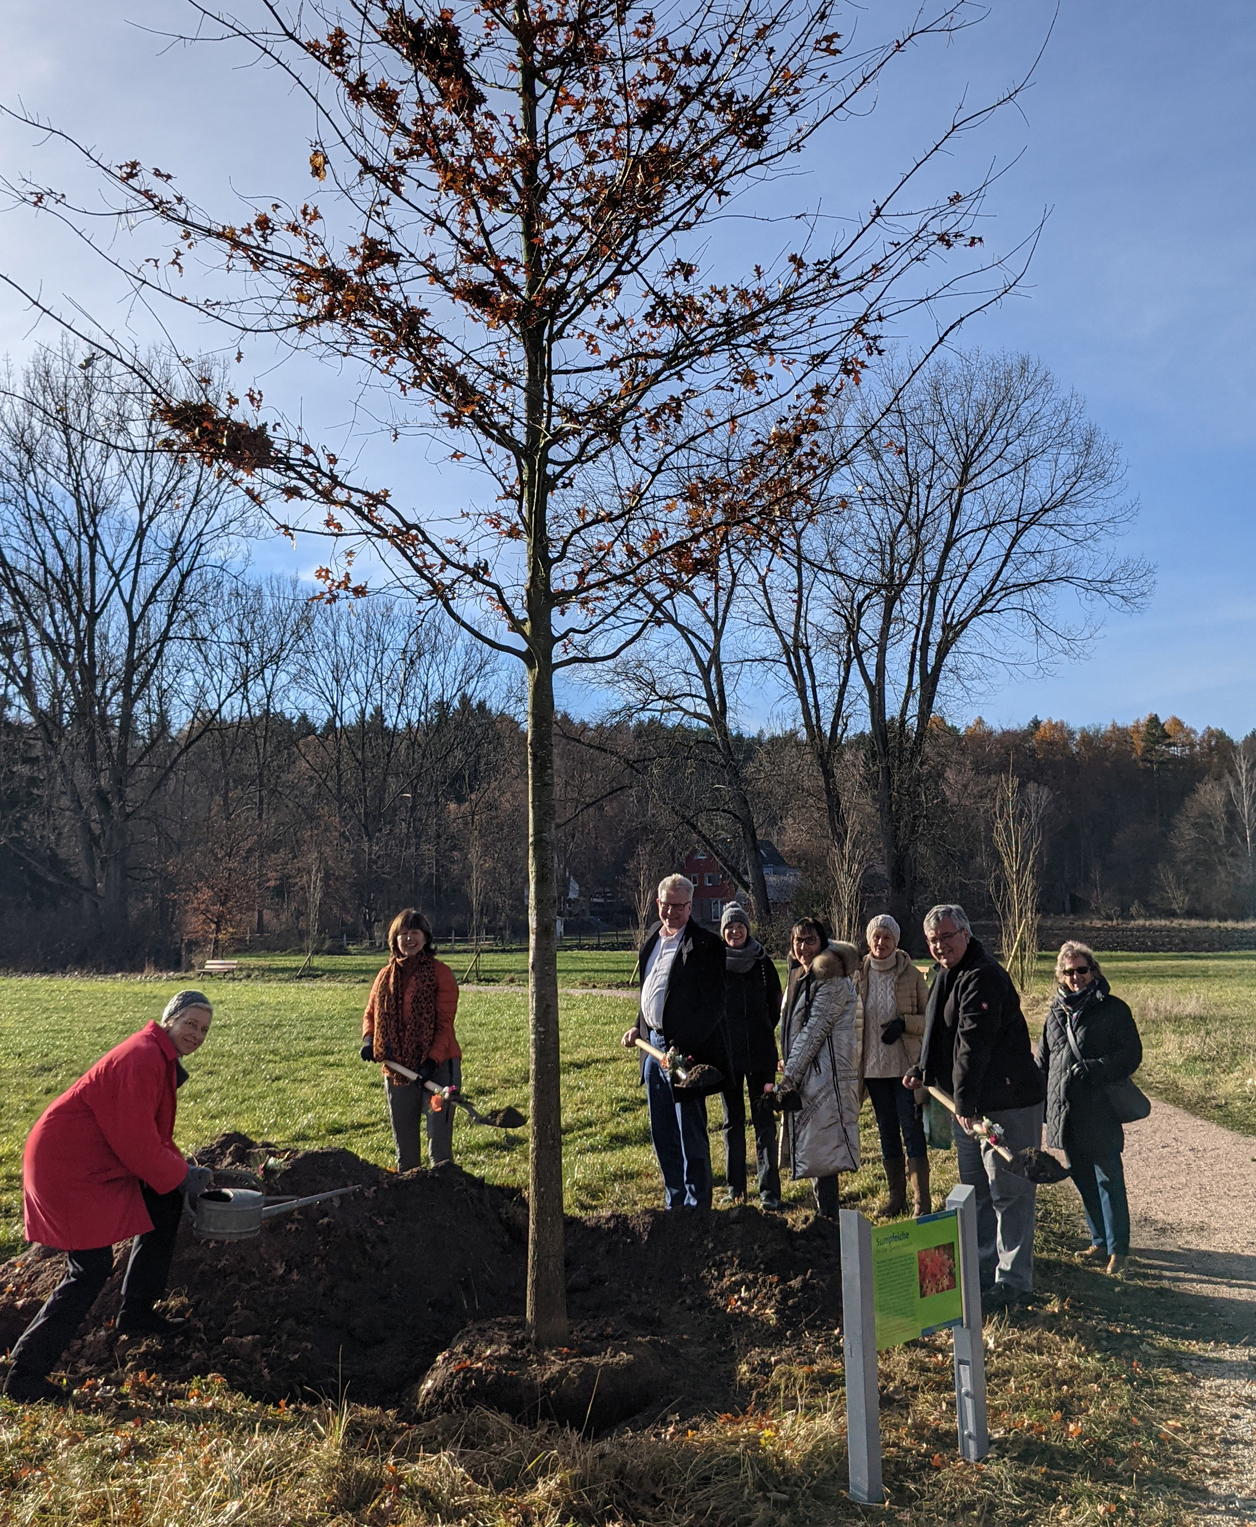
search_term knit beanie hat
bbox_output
[162,989,213,1024]
[865,913,901,943]
[720,903,752,933]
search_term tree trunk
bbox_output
[525,639,569,1345]
[99,809,131,959]
[732,796,772,921]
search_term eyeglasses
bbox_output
[660,901,691,913]
[928,928,965,943]
[1063,966,1092,977]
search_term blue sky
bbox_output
[1,0,1253,734]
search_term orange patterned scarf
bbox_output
[367,953,438,1081]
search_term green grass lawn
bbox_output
[0,979,647,1259]
[0,972,945,1259]
[2,947,1253,1259]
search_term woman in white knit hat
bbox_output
[856,916,931,1218]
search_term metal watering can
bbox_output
[191,1185,361,1241]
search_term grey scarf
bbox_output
[725,937,763,975]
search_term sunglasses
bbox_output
[1063,966,1092,977]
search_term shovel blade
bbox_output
[481,1106,526,1130]
[449,1093,526,1129]
[671,1062,724,1092]
[1005,1147,1071,1185]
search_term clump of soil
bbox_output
[0,1137,844,1421]
[414,1318,676,1432]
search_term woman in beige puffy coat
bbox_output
[856,914,931,1218]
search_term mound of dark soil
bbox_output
[0,1137,844,1419]
[414,1318,676,1432]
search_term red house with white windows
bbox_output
[682,843,800,926]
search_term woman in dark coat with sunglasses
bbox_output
[1037,942,1142,1276]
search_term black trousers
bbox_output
[812,1174,841,1218]
[120,1185,184,1316]
[865,1077,927,1160]
[8,1185,183,1382]
[719,1069,781,1199]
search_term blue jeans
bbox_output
[1069,1151,1130,1257]
[644,1052,711,1209]
[865,1077,927,1160]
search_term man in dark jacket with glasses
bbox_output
[905,903,1045,1310]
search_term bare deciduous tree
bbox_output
[794,351,1152,925]
[293,598,496,946]
[608,535,775,917]
[1226,738,1256,912]
[0,343,251,958]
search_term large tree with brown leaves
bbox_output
[5,0,1019,1340]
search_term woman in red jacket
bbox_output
[4,991,214,1404]
[361,909,461,1169]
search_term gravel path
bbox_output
[1119,1099,1256,1523]
[1123,1097,1256,1321]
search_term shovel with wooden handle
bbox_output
[632,1036,725,1093]
[926,1085,1071,1184]
[383,1059,526,1130]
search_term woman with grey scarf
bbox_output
[718,904,783,1208]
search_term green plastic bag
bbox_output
[923,1094,953,1150]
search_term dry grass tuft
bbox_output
[1127,991,1211,1025]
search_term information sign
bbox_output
[841,1187,989,1504]
[871,1208,964,1350]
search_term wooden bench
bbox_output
[200,960,240,976]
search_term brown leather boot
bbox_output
[907,1155,931,1217]
[878,1158,907,1219]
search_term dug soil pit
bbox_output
[0,1136,844,1423]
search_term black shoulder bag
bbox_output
[1063,1014,1151,1124]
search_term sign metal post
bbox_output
[946,1182,990,1461]
[839,1208,883,1505]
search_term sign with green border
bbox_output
[871,1207,964,1350]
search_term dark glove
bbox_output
[880,1016,907,1045]
[417,1058,439,1084]
[1068,1060,1095,1082]
[361,1038,377,1062]
[182,1163,212,1199]
[774,1085,802,1113]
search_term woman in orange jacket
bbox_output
[361,909,462,1168]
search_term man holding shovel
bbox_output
[904,904,1045,1312]
[621,874,729,1210]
